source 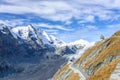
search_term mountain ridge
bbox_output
[0,24,93,80]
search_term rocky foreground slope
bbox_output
[53,30,120,80]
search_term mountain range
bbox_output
[0,24,94,80]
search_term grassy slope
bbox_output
[53,31,120,80]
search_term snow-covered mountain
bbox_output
[11,25,65,47]
[10,25,93,56]
[0,24,94,80]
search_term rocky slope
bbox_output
[53,30,120,80]
[0,24,93,80]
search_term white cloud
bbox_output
[78,15,95,23]
[86,25,98,30]
[72,0,120,9]
[0,5,32,14]
[0,19,24,26]
[33,23,73,31]
[1,0,120,23]
[107,24,120,28]
[44,29,58,35]
[65,20,72,25]
[86,15,95,22]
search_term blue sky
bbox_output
[1,0,120,42]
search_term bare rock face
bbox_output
[53,30,120,80]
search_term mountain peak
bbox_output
[11,25,66,46]
[11,25,35,39]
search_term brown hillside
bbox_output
[87,58,120,80]
[53,31,120,80]
[53,63,80,80]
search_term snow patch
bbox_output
[49,35,66,46]
[68,40,95,60]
